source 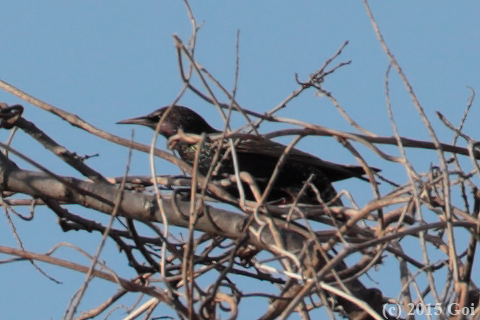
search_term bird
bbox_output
[117,105,377,206]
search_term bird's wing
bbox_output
[230,135,379,182]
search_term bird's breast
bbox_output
[176,143,221,176]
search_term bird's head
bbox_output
[117,105,218,139]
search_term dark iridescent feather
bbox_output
[117,105,378,205]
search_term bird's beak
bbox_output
[116,116,149,126]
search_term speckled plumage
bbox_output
[117,105,377,205]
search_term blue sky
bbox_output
[0,2,479,319]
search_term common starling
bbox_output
[117,105,377,205]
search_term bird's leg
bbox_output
[167,129,204,150]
